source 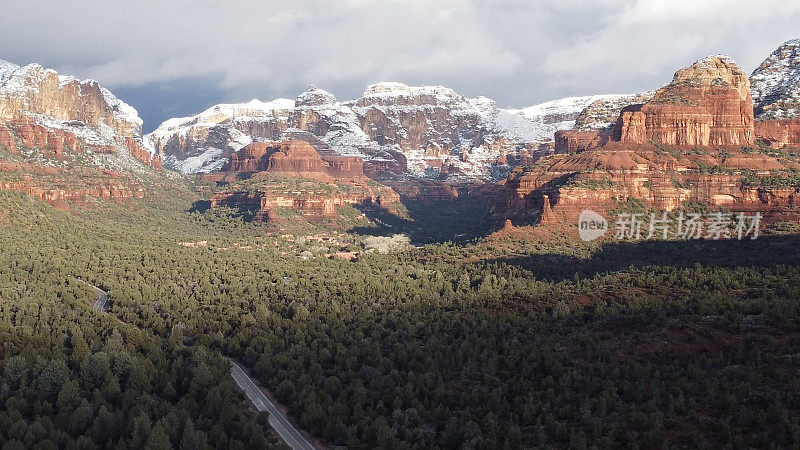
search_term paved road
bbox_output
[91,287,109,313]
[228,359,318,450]
[73,277,109,313]
[75,277,317,449]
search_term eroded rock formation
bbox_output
[554,130,610,154]
[754,119,800,148]
[148,84,624,180]
[614,55,754,147]
[226,140,364,179]
[0,60,164,208]
[751,38,800,120]
[210,140,399,221]
[502,54,800,226]
[0,59,160,168]
[0,160,145,209]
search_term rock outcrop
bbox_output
[0,59,165,208]
[573,92,654,131]
[614,55,754,147]
[501,54,800,226]
[503,143,800,225]
[226,140,363,179]
[754,119,800,148]
[0,160,145,209]
[554,129,610,154]
[0,59,159,167]
[209,139,398,221]
[751,38,800,120]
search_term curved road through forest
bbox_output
[77,278,317,450]
[91,286,109,313]
[229,359,318,450]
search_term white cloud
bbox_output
[1,0,520,89]
[542,0,800,90]
[1,0,797,128]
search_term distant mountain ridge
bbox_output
[1,36,799,187]
[148,83,641,180]
[0,59,157,165]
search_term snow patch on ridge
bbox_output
[150,82,643,180]
[149,98,295,143]
[0,57,156,159]
[751,38,800,119]
[165,148,228,174]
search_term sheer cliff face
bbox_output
[615,55,755,147]
[0,63,135,138]
[754,119,800,148]
[502,54,800,226]
[209,140,398,222]
[751,39,800,120]
[351,84,483,155]
[0,59,162,208]
[503,143,799,225]
[226,140,364,179]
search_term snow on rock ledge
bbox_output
[0,58,159,167]
[149,82,644,180]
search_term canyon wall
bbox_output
[613,55,754,147]
[502,54,800,227]
[754,119,800,148]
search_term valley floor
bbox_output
[1,192,800,448]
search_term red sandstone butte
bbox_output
[614,55,754,147]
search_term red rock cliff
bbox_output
[501,55,800,228]
[754,119,800,148]
[614,55,754,147]
[227,140,365,179]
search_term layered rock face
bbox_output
[0,59,159,167]
[0,59,163,208]
[0,160,146,209]
[750,39,800,149]
[210,139,398,221]
[226,140,363,179]
[504,143,799,223]
[751,38,800,120]
[614,55,754,147]
[148,89,393,176]
[554,129,610,154]
[149,83,647,180]
[211,185,397,221]
[502,54,800,226]
[754,119,800,148]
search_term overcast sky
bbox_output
[2,0,799,132]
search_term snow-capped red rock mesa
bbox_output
[149,83,640,181]
[0,59,164,208]
[0,59,159,167]
[500,51,800,230]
